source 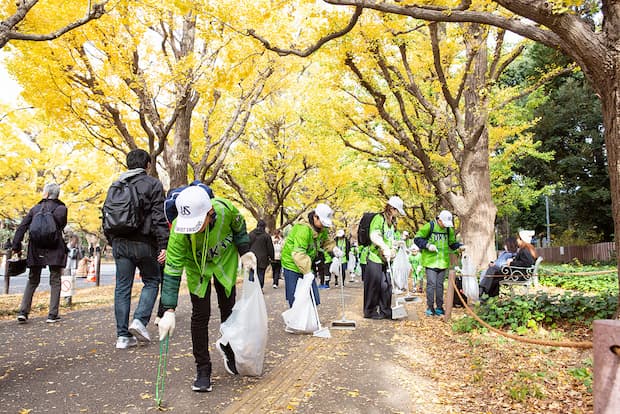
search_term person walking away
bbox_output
[12,183,68,324]
[334,229,350,286]
[280,203,337,307]
[66,235,82,277]
[479,236,518,298]
[249,219,274,289]
[103,149,169,349]
[414,210,465,316]
[363,196,405,320]
[271,230,284,288]
[157,186,256,392]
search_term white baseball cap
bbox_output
[174,186,213,234]
[438,210,454,227]
[402,231,409,238]
[315,203,333,228]
[388,196,405,215]
[336,229,345,238]
[518,230,535,244]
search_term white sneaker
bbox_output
[128,319,151,342]
[116,336,138,349]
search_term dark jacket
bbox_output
[104,170,169,251]
[249,227,274,269]
[12,198,68,268]
[510,247,536,268]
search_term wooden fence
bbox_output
[536,242,616,264]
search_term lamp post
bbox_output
[545,195,551,247]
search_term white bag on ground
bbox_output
[216,269,268,376]
[460,253,479,302]
[391,246,411,291]
[282,274,318,333]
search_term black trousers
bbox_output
[190,277,236,373]
[363,261,392,318]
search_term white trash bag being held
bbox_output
[460,253,479,302]
[329,257,341,276]
[391,246,411,291]
[282,273,318,333]
[216,269,268,376]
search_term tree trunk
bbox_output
[598,67,620,317]
[456,133,498,271]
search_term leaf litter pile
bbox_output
[390,305,593,414]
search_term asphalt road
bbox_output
[0,263,117,295]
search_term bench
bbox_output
[499,256,543,295]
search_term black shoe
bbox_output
[46,316,61,323]
[218,343,238,375]
[17,314,28,324]
[192,369,212,392]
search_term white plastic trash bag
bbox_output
[282,273,318,333]
[216,269,268,376]
[347,251,356,274]
[391,246,411,291]
[329,257,341,276]
[460,253,479,302]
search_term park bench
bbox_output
[499,256,544,295]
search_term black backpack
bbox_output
[357,212,379,246]
[29,205,59,248]
[102,177,144,236]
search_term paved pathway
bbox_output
[0,279,430,413]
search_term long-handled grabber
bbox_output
[155,336,170,408]
[331,260,357,330]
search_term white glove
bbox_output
[303,272,314,281]
[381,247,393,260]
[240,251,257,270]
[333,246,344,258]
[158,311,176,340]
[427,244,438,252]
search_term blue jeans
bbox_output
[112,239,161,338]
[283,268,320,308]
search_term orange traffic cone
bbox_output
[87,259,96,282]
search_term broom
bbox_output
[331,260,357,330]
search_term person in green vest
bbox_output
[157,186,257,392]
[280,203,338,307]
[364,196,405,319]
[334,229,350,286]
[358,244,369,282]
[413,210,465,317]
[409,243,424,293]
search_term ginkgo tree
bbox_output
[244,0,620,311]
[0,0,106,50]
[288,17,557,267]
[0,104,117,235]
[4,0,277,190]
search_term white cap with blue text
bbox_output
[174,186,213,234]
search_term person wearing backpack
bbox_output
[363,196,405,320]
[103,149,169,349]
[12,183,68,324]
[413,210,466,317]
[157,186,257,392]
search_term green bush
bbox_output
[454,291,616,333]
